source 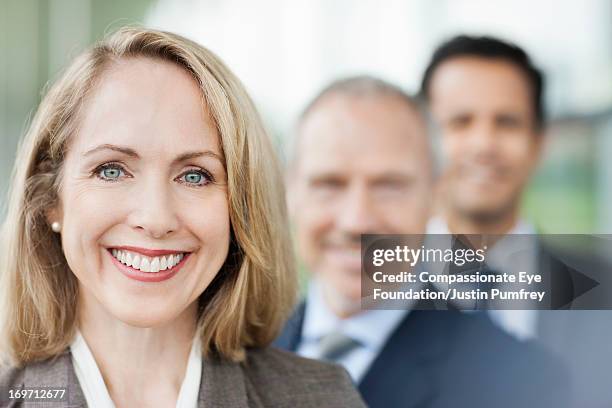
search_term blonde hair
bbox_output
[0,27,296,365]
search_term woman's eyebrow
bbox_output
[83,144,139,158]
[83,143,223,164]
[173,150,223,165]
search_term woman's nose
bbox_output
[127,179,180,238]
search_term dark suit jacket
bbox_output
[275,304,569,408]
[535,245,612,408]
[0,347,366,407]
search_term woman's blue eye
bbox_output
[180,169,211,186]
[97,165,125,181]
[185,172,202,184]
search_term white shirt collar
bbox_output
[425,215,539,340]
[426,215,537,271]
[70,331,202,408]
[301,280,408,350]
[426,215,535,235]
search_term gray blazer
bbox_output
[0,347,365,407]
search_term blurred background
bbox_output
[1,0,611,232]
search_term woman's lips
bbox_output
[112,245,188,257]
[107,248,190,283]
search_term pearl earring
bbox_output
[51,221,61,233]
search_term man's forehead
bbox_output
[298,94,426,149]
[288,92,432,179]
[300,163,420,181]
[296,130,426,180]
[304,91,421,122]
[430,58,533,109]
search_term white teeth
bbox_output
[110,249,186,273]
[132,255,141,269]
[140,257,151,272]
[150,257,160,273]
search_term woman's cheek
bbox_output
[61,185,126,267]
[177,188,230,234]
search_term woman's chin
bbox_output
[104,298,185,328]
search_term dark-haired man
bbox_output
[420,35,612,407]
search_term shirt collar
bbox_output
[70,331,203,408]
[426,215,535,235]
[302,279,408,350]
[70,331,115,408]
[426,215,538,274]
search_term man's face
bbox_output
[429,57,542,221]
[289,94,432,307]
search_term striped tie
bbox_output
[317,331,360,362]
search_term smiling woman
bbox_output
[0,27,364,407]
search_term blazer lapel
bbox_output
[358,310,449,408]
[275,300,446,406]
[20,349,251,408]
[23,350,87,407]
[273,302,306,352]
[198,356,249,408]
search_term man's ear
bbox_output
[531,128,547,167]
